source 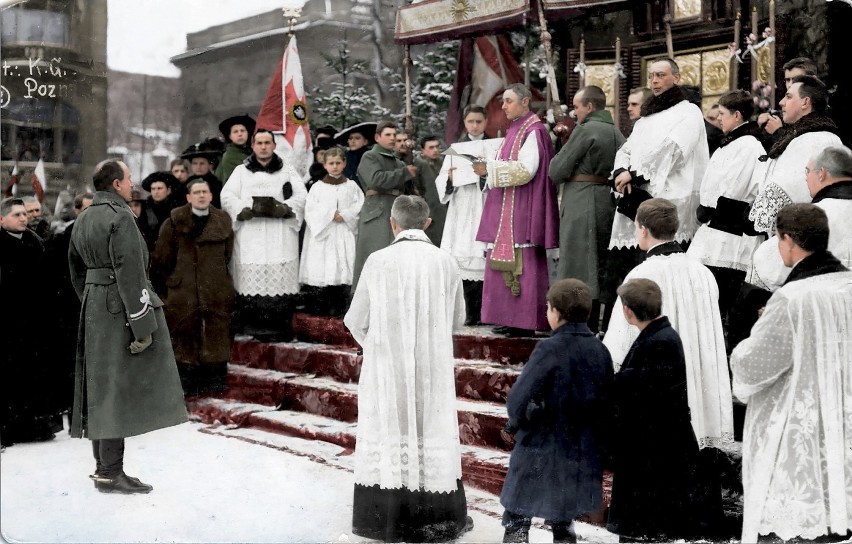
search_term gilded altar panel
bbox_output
[757,47,772,83]
[673,53,701,87]
[584,63,617,118]
[673,0,701,20]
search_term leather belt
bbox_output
[568,174,610,185]
[365,189,402,197]
[86,268,116,285]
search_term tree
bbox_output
[309,38,389,130]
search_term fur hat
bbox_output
[141,171,179,193]
[218,114,256,142]
[181,138,225,161]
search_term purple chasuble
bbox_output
[477,111,559,330]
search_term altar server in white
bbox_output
[687,90,765,317]
[299,147,364,316]
[344,195,469,542]
[609,58,709,250]
[220,129,307,341]
[732,203,851,543]
[436,105,491,325]
[605,198,733,449]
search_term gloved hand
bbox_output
[236,208,254,221]
[129,335,153,354]
[281,182,293,201]
[445,179,454,195]
[270,201,292,218]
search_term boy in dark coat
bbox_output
[606,278,709,541]
[500,279,614,543]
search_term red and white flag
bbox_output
[445,35,543,144]
[256,36,313,178]
[4,164,19,197]
[31,158,46,202]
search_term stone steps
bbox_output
[188,396,512,496]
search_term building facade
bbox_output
[1,0,108,205]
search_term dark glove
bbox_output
[270,201,292,218]
[282,182,293,201]
[445,179,454,195]
[252,197,292,218]
[616,186,653,221]
[696,204,715,224]
[236,207,254,222]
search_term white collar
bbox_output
[191,207,210,217]
[467,133,485,141]
[392,229,431,244]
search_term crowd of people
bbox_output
[1,53,851,543]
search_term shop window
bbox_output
[0,7,69,47]
[1,98,80,164]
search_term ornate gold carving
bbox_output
[584,63,616,106]
[702,49,730,94]
[757,47,772,83]
[673,0,701,19]
[674,53,701,86]
[450,0,474,22]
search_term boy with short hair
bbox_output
[299,147,364,316]
[501,278,613,543]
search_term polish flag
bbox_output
[4,164,18,197]
[31,158,46,202]
[256,36,313,178]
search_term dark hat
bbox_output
[181,138,225,161]
[218,114,256,142]
[141,171,179,193]
[316,125,338,139]
[334,122,377,146]
[130,187,145,202]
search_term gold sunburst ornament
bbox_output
[450,0,474,22]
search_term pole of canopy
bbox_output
[664,1,674,59]
[613,37,621,130]
[751,6,758,85]
[535,0,564,123]
[579,36,586,88]
[404,44,413,135]
[730,10,741,89]
[768,0,776,107]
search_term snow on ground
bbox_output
[1,421,616,543]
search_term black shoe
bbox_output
[491,325,510,334]
[502,327,534,338]
[94,472,153,494]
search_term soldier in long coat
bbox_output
[69,160,187,494]
[351,121,417,289]
[151,178,235,396]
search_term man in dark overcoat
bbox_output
[151,178,235,396]
[69,160,187,494]
[549,85,626,332]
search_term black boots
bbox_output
[91,472,153,494]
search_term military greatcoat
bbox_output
[69,191,187,439]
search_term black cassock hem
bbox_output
[352,480,467,542]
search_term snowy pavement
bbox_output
[1,420,618,543]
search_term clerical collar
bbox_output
[646,241,684,257]
[391,229,432,245]
[4,230,23,239]
[191,207,209,217]
[467,133,485,141]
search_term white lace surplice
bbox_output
[687,131,764,271]
[344,229,466,493]
[747,131,843,235]
[747,197,852,292]
[435,166,486,281]
[603,253,734,448]
[299,179,364,286]
[220,163,307,296]
[609,100,709,249]
[731,272,852,542]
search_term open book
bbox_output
[438,138,504,187]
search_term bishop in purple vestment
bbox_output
[474,84,559,334]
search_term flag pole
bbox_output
[283,6,300,38]
[535,0,564,124]
[404,45,413,135]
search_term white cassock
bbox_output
[687,125,765,271]
[748,195,852,291]
[344,228,466,493]
[731,271,852,543]
[434,153,486,282]
[299,178,364,286]
[221,162,307,296]
[609,100,709,249]
[604,250,734,448]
